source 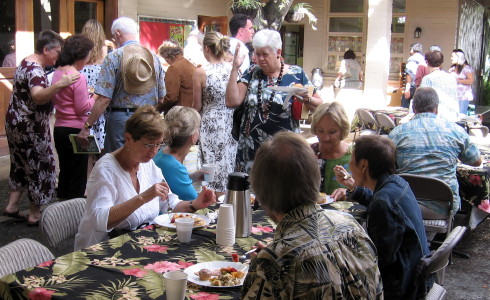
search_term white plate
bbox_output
[266,86,306,94]
[153,213,210,229]
[318,196,335,207]
[184,261,248,288]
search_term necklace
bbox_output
[256,61,284,121]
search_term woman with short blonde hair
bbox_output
[310,102,352,200]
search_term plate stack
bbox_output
[216,204,235,246]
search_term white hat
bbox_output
[122,44,156,95]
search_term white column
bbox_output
[364,0,392,107]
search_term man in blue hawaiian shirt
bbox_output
[78,17,166,153]
[389,87,481,212]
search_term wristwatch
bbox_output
[84,122,92,129]
[345,185,357,199]
[189,200,197,212]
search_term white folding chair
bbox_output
[468,125,489,137]
[353,109,378,140]
[374,112,396,135]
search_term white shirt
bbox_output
[229,37,250,75]
[74,154,181,250]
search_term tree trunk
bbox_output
[261,0,294,30]
[230,0,295,31]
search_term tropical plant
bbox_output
[285,2,317,30]
[229,0,264,10]
[230,0,311,31]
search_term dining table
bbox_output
[456,137,490,229]
[0,202,366,300]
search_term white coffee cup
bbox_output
[175,218,194,243]
[163,270,188,300]
[202,164,217,182]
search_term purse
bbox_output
[231,104,244,141]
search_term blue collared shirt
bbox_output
[94,41,166,108]
[389,112,481,211]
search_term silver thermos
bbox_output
[224,172,252,237]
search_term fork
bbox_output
[162,179,173,217]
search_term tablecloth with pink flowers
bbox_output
[0,209,276,300]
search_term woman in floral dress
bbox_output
[2,30,79,225]
[193,31,236,194]
[80,19,108,150]
[226,29,322,173]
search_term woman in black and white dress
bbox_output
[193,31,236,195]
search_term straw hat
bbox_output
[122,44,156,95]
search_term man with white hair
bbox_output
[78,16,166,153]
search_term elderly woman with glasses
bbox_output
[75,106,215,250]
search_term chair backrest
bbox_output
[468,125,489,137]
[357,109,377,129]
[426,226,467,275]
[0,238,54,277]
[399,174,454,220]
[374,113,396,134]
[40,198,86,249]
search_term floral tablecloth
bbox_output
[0,203,367,300]
[0,208,275,300]
[457,142,490,228]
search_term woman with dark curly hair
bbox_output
[52,34,95,200]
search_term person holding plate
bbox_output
[75,106,216,251]
[226,29,322,173]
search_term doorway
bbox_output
[280,25,304,67]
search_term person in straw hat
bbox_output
[78,16,166,153]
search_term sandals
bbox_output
[26,220,40,227]
[2,210,26,221]
[3,210,40,226]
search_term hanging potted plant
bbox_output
[229,0,264,19]
[285,3,317,30]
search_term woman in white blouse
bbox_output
[336,49,363,90]
[75,105,216,250]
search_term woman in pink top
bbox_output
[52,34,95,200]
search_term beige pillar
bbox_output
[364,0,392,107]
[118,0,138,24]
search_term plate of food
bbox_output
[266,86,306,94]
[153,213,210,229]
[184,261,248,288]
[317,192,334,206]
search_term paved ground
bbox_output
[0,152,489,299]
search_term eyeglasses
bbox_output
[143,142,164,151]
